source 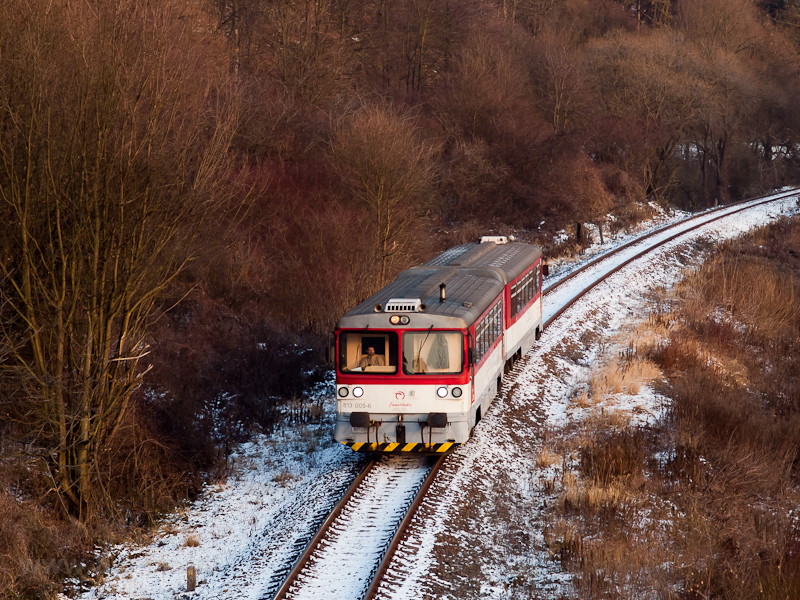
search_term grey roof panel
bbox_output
[422,244,473,267]
[423,242,541,279]
[336,242,541,330]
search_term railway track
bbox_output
[269,189,798,600]
[270,454,446,600]
[542,189,799,326]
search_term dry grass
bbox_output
[535,446,561,469]
[543,518,582,563]
[562,476,633,515]
[550,217,800,600]
[589,356,661,398]
[272,471,295,487]
[573,388,593,407]
[580,429,646,486]
[0,476,92,599]
[577,321,665,405]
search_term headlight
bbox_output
[436,386,448,398]
[338,387,349,398]
[352,387,364,398]
[451,387,462,398]
[390,315,401,325]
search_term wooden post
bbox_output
[187,565,196,592]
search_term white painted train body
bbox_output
[334,237,543,453]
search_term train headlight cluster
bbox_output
[352,387,364,398]
[436,386,463,398]
[389,315,411,325]
[338,387,349,398]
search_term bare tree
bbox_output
[690,50,760,204]
[362,0,464,94]
[438,28,530,140]
[672,1,769,203]
[614,0,672,28]
[501,0,563,33]
[0,0,241,519]
[587,30,706,202]
[676,0,760,57]
[529,32,589,136]
[330,105,438,289]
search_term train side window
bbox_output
[511,265,540,318]
[511,281,522,317]
[525,271,532,304]
[475,300,502,364]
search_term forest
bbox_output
[1,0,800,596]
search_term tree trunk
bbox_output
[0,0,241,519]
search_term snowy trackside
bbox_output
[80,424,365,600]
[544,190,800,317]
[80,191,799,600]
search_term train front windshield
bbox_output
[339,332,398,373]
[402,331,463,375]
[337,330,464,376]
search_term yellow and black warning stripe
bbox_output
[341,441,455,453]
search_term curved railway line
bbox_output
[542,189,799,326]
[270,189,798,600]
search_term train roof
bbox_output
[336,240,542,330]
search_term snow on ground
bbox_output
[79,191,799,600]
[79,416,366,600]
[544,201,691,283]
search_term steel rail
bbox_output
[362,454,447,600]
[542,190,798,328]
[271,458,378,600]
[542,189,798,298]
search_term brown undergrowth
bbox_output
[547,217,800,599]
[0,399,194,599]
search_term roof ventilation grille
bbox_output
[480,235,514,244]
[385,298,422,313]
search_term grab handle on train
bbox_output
[326,333,335,364]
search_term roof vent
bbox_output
[385,298,422,313]
[480,235,514,244]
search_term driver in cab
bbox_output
[359,347,384,368]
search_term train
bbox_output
[333,236,544,453]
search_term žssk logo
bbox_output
[395,391,406,401]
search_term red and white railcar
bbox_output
[334,236,543,452]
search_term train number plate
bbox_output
[340,402,372,410]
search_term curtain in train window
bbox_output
[403,331,463,374]
[429,334,450,369]
[524,271,532,305]
[511,282,520,317]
